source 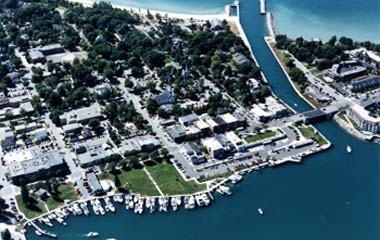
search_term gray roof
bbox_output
[8,150,64,178]
[167,124,186,140]
[178,113,199,126]
[154,90,175,106]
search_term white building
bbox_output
[347,104,380,134]
[202,137,225,160]
[225,131,246,152]
[251,96,287,122]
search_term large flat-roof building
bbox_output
[5,149,67,183]
[251,96,288,122]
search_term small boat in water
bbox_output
[86,232,99,237]
[258,208,264,216]
[346,145,352,153]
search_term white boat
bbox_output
[171,197,178,211]
[86,232,99,237]
[230,174,243,184]
[346,145,352,153]
[201,194,210,206]
[218,185,232,195]
[176,196,182,206]
[258,208,264,216]
[35,230,42,236]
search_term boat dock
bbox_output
[260,0,266,14]
[29,221,57,239]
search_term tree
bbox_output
[88,119,101,129]
[146,98,158,114]
[21,185,30,205]
[160,148,169,158]
[0,198,8,217]
[114,174,121,188]
[1,229,12,240]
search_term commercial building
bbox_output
[182,142,206,165]
[5,149,67,183]
[202,137,225,160]
[225,131,247,152]
[251,96,288,122]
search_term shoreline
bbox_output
[67,0,228,20]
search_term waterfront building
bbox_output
[347,104,380,134]
[250,96,288,122]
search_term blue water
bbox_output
[26,1,380,239]
[268,0,380,42]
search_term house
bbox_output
[233,53,250,66]
[86,171,104,195]
[154,90,175,106]
[210,18,224,31]
[247,78,261,94]
[6,72,20,84]
[14,122,37,134]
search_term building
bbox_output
[86,171,104,195]
[251,96,288,122]
[167,124,187,143]
[347,76,380,93]
[0,127,15,148]
[27,49,45,64]
[202,137,225,160]
[307,86,331,103]
[14,122,37,134]
[347,104,380,134]
[6,149,67,183]
[66,103,103,124]
[326,60,367,81]
[247,78,261,94]
[76,142,118,167]
[225,131,246,152]
[233,53,250,66]
[178,113,199,126]
[154,90,175,106]
[39,43,65,55]
[62,123,82,136]
[182,142,206,165]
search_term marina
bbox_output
[9,0,379,239]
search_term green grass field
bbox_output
[298,125,328,146]
[244,130,277,143]
[16,195,46,219]
[147,162,206,195]
[99,169,159,196]
[46,183,78,210]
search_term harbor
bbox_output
[25,174,246,239]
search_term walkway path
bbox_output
[143,168,164,196]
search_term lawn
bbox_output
[99,169,159,196]
[46,183,78,211]
[298,125,328,146]
[338,112,348,123]
[244,130,277,143]
[147,162,206,195]
[16,195,46,220]
[348,116,361,131]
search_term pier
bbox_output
[260,0,266,14]
[29,221,57,239]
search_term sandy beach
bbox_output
[67,0,230,21]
